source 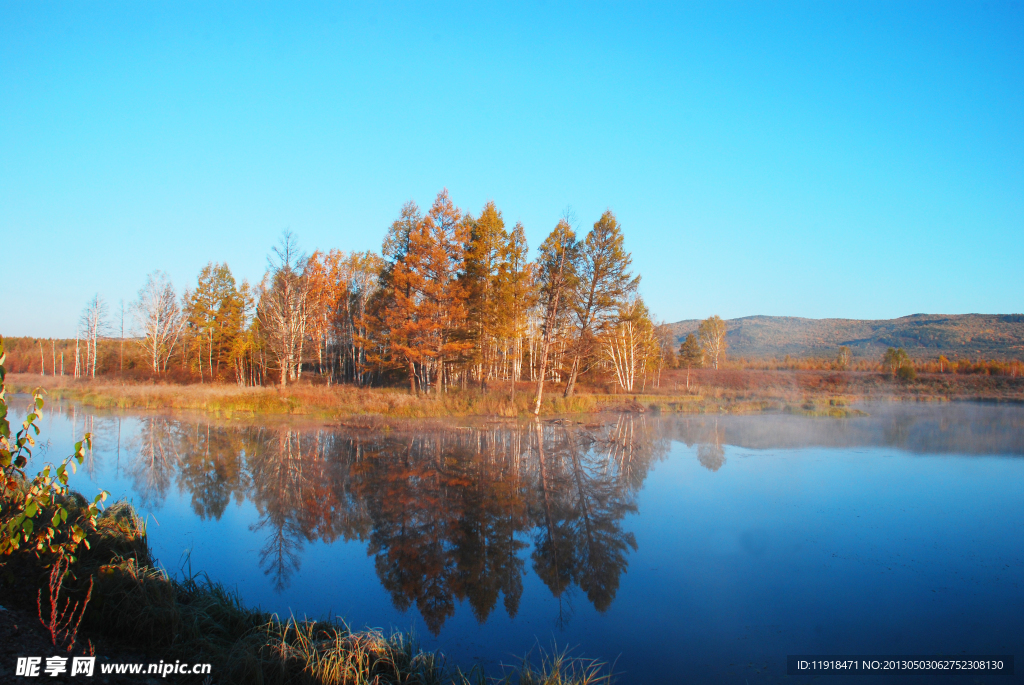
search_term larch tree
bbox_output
[697,315,727,370]
[678,333,702,389]
[495,221,536,402]
[532,218,579,415]
[303,250,338,378]
[563,210,639,397]
[370,202,422,386]
[186,262,247,382]
[462,201,506,388]
[384,189,472,395]
[184,264,219,382]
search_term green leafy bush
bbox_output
[0,336,108,563]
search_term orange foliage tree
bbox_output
[383,189,472,394]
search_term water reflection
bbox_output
[99,412,668,633]
[17,396,1024,682]
[22,397,1024,639]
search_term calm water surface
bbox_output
[12,397,1024,683]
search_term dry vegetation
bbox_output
[10,368,1022,425]
[2,500,611,685]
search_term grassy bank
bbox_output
[9,370,1023,422]
[0,496,610,685]
[8,374,604,420]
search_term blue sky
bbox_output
[2,1,1021,338]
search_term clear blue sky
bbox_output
[2,1,1021,338]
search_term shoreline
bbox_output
[8,371,1024,423]
[0,501,606,685]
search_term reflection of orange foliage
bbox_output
[120,415,665,633]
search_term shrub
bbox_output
[1,337,108,564]
[897,364,917,381]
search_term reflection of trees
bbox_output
[176,423,250,520]
[529,417,664,615]
[111,413,667,632]
[697,420,725,472]
[671,417,726,472]
[127,418,183,509]
[355,432,531,634]
[247,430,319,591]
[883,413,916,450]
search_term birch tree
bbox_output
[603,296,655,392]
[132,271,186,374]
[257,232,310,386]
[697,315,727,370]
[79,294,109,378]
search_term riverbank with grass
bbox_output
[8,370,1024,423]
[0,496,611,685]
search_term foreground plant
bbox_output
[0,336,108,562]
[38,550,94,652]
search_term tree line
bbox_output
[51,190,705,407]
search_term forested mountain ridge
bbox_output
[665,314,1024,360]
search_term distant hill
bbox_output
[665,314,1024,360]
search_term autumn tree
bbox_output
[303,250,335,378]
[603,296,657,392]
[341,251,385,385]
[383,190,472,395]
[305,249,384,385]
[185,262,246,382]
[532,218,579,415]
[563,211,639,397]
[257,232,310,386]
[225,281,257,386]
[654,323,678,373]
[366,202,423,383]
[495,221,536,401]
[678,333,702,390]
[835,345,852,371]
[697,315,727,370]
[132,271,186,374]
[882,347,911,377]
[462,201,506,388]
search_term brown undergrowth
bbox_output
[9,370,1022,425]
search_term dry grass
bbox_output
[8,374,606,420]
[15,368,1014,424]
[3,494,614,685]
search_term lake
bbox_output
[11,397,1024,683]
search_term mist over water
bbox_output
[12,397,1024,683]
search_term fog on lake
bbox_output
[15,397,1024,683]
